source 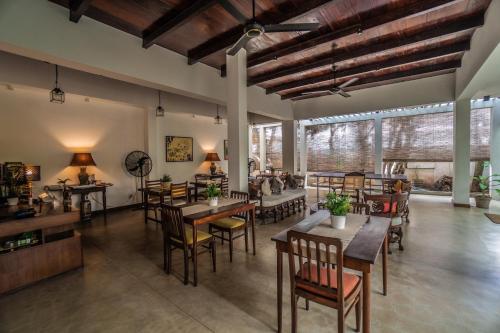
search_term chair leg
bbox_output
[305,299,309,311]
[229,229,233,262]
[291,290,298,333]
[221,231,224,245]
[183,249,189,285]
[163,237,168,272]
[398,227,404,251]
[244,225,249,253]
[355,297,361,332]
[338,307,345,333]
[211,240,217,272]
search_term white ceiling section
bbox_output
[0,0,293,120]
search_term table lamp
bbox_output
[70,153,96,185]
[25,165,41,204]
[205,152,221,175]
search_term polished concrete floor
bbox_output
[1,194,500,333]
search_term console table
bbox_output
[68,185,110,223]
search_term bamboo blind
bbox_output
[265,126,283,169]
[251,127,260,170]
[382,108,490,162]
[305,120,375,172]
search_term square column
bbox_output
[491,100,500,200]
[453,99,471,207]
[298,122,307,176]
[226,50,248,192]
[259,126,266,171]
[282,120,297,174]
[374,112,383,174]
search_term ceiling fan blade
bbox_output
[227,33,252,56]
[219,0,247,24]
[301,90,333,95]
[338,77,359,88]
[337,90,351,98]
[264,23,320,33]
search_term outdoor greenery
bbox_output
[324,192,351,216]
[206,183,221,199]
[473,173,500,198]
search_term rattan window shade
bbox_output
[382,108,491,162]
[305,120,375,172]
[251,127,260,170]
[265,126,283,169]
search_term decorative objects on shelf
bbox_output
[50,64,65,104]
[24,165,41,205]
[214,104,223,125]
[206,183,221,207]
[69,153,96,185]
[161,174,172,190]
[166,136,193,162]
[156,90,165,117]
[324,192,351,229]
[3,162,26,206]
[205,152,221,175]
[224,140,228,160]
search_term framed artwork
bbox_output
[166,136,193,162]
[224,140,228,160]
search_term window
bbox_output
[265,126,282,169]
[470,108,491,161]
[305,120,375,172]
[250,127,261,170]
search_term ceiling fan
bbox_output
[223,0,320,56]
[300,66,359,98]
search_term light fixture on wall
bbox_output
[214,104,223,125]
[156,90,165,117]
[50,64,65,104]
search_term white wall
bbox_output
[0,85,145,209]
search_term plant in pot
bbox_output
[161,174,172,190]
[324,192,351,229]
[473,174,500,209]
[206,183,221,207]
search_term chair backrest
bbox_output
[343,172,365,192]
[349,202,370,215]
[363,192,393,218]
[170,181,188,200]
[293,175,306,188]
[160,204,187,248]
[287,230,345,304]
[220,177,229,197]
[392,192,409,218]
[145,179,161,188]
[230,191,249,219]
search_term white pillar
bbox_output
[282,120,297,174]
[259,126,266,171]
[226,50,248,192]
[374,112,383,174]
[491,100,500,200]
[299,122,307,176]
[453,99,471,207]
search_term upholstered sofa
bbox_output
[249,175,307,223]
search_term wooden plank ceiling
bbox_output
[50,0,491,101]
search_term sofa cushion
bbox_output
[261,178,272,196]
[261,189,306,207]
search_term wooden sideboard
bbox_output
[0,206,82,294]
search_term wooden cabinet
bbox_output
[0,210,82,294]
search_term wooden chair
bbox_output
[219,177,229,198]
[208,191,250,262]
[161,204,216,285]
[194,174,210,200]
[287,230,362,333]
[382,180,411,223]
[145,179,162,223]
[168,181,189,205]
[338,172,365,203]
[349,202,370,215]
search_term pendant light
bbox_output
[156,90,165,117]
[50,65,65,104]
[214,104,223,125]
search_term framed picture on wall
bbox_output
[165,136,193,162]
[224,140,228,160]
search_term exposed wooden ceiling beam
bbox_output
[247,0,459,68]
[69,0,92,23]
[143,0,218,49]
[248,13,483,86]
[266,39,470,94]
[187,0,333,65]
[281,59,461,100]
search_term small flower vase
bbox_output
[208,197,218,207]
[331,215,346,229]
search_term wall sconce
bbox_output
[50,64,65,104]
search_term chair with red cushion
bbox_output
[286,230,362,333]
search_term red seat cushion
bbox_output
[383,202,398,214]
[296,262,360,300]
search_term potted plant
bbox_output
[324,192,351,229]
[206,183,221,207]
[161,174,172,190]
[473,174,500,209]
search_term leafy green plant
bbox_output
[161,174,172,182]
[324,192,351,216]
[206,183,221,199]
[473,174,500,198]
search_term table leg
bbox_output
[102,188,107,224]
[193,223,198,286]
[251,207,256,255]
[144,190,149,224]
[194,184,199,202]
[277,247,283,333]
[382,234,388,296]
[362,270,371,333]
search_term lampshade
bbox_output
[70,153,97,167]
[205,152,221,162]
[25,165,41,181]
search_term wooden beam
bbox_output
[69,0,92,23]
[248,13,483,86]
[247,0,458,68]
[187,0,333,65]
[265,40,470,94]
[281,60,461,100]
[143,0,218,49]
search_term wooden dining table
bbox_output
[180,199,257,286]
[271,211,390,333]
[141,185,195,224]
